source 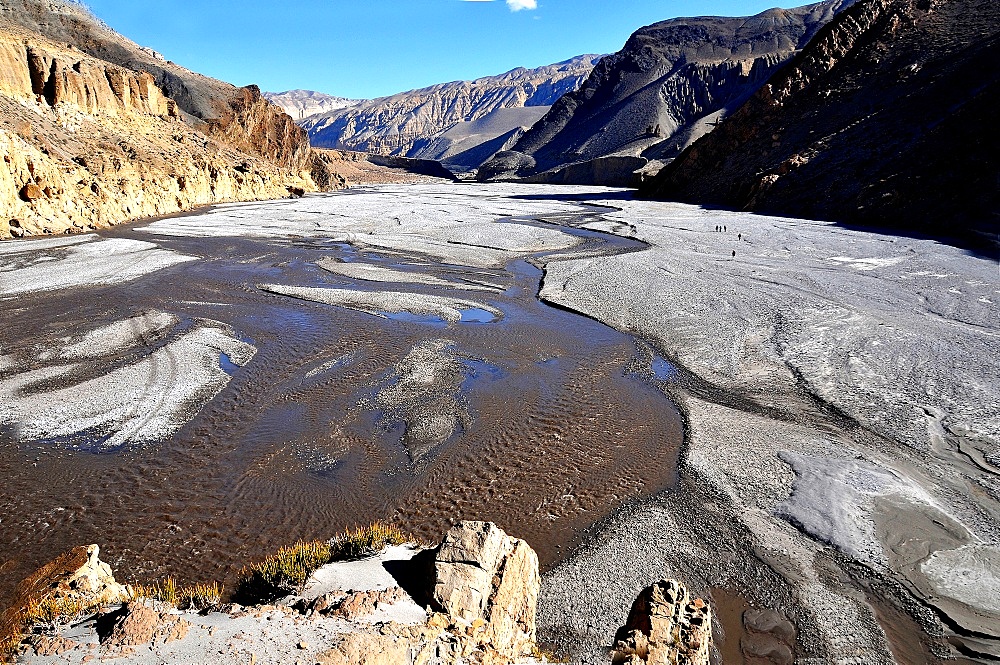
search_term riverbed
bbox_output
[0,184,681,614]
[1,183,998,664]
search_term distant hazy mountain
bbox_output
[645,0,1000,240]
[300,55,602,160]
[264,89,362,121]
[479,0,854,182]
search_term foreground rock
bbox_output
[432,521,540,661]
[12,522,545,664]
[611,580,711,665]
[0,545,128,651]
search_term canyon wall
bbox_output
[644,0,1000,240]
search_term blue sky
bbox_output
[82,1,790,99]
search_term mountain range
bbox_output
[298,55,601,168]
[263,89,361,120]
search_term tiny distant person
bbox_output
[732,250,736,257]
[738,233,742,240]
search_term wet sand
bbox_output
[0,187,682,616]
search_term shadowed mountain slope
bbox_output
[644,0,1000,243]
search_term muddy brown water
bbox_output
[0,202,683,610]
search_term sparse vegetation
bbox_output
[329,521,409,560]
[0,634,20,664]
[130,578,222,611]
[178,582,223,611]
[234,540,332,604]
[234,521,411,604]
[530,644,570,663]
[22,595,101,627]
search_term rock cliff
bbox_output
[0,22,315,239]
[0,1,433,241]
[0,0,311,171]
[301,56,601,159]
[643,0,1000,241]
[478,1,853,182]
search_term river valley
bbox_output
[1,183,998,663]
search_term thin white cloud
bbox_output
[459,0,538,10]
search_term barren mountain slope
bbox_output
[479,0,853,181]
[301,56,601,158]
[644,0,1000,242]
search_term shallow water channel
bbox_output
[0,193,683,607]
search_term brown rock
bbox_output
[328,588,407,621]
[611,580,712,665]
[432,521,539,661]
[28,635,79,656]
[100,602,191,651]
[317,632,412,665]
[20,182,43,200]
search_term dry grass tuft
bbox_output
[0,634,21,664]
[178,582,222,611]
[234,521,411,604]
[130,578,222,611]
[330,522,409,561]
[234,540,332,604]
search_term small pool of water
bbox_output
[652,356,677,380]
[459,308,497,323]
[219,353,239,375]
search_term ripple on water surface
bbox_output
[0,204,681,610]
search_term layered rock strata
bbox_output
[1,0,312,170]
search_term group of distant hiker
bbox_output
[713,224,741,257]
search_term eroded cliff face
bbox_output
[0,0,312,171]
[479,1,853,180]
[301,56,601,158]
[644,0,1000,240]
[0,23,314,240]
[201,84,312,171]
